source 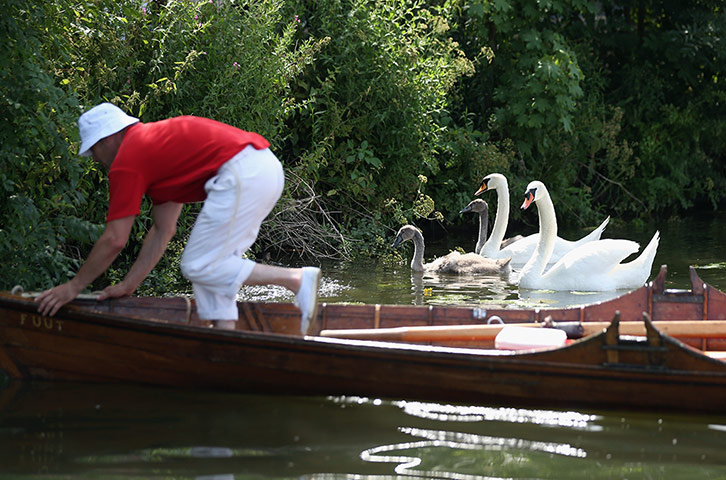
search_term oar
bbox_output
[11,286,101,301]
[320,320,726,342]
[21,292,101,300]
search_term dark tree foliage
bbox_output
[452,0,725,225]
[2,0,724,292]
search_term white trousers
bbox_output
[180,146,284,320]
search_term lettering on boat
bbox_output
[20,313,63,332]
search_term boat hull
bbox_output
[2,265,726,413]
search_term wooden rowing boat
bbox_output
[1,265,725,413]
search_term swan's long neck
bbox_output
[476,209,488,254]
[410,230,425,272]
[482,185,509,254]
[522,193,557,277]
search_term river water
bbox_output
[243,210,726,308]
[1,213,725,479]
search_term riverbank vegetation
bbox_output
[2,0,724,293]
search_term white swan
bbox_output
[518,180,660,291]
[474,173,610,266]
[459,199,523,254]
[393,225,511,275]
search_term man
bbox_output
[36,103,321,334]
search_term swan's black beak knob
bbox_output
[474,178,490,196]
[521,188,536,210]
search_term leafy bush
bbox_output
[280,0,475,251]
[452,0,725,227]
[578,0,726,217]
[2,0,325,292]
[0,1,100,291]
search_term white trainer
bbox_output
[294,267,321,335]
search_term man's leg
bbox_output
[245,264,321,334]
[181,147,320,332]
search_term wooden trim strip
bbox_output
[321,303,328,331]
[703,286,710,350]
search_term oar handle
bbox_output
[11,286,101,301]
[320,320,726,342]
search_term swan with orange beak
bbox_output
[518,181,659,291]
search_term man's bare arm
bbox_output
[35,215,136,316]
[98,202,184,300]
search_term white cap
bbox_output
[78,103,139,156]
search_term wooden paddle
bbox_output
[11,285,101,301]
[320,320,726,342]
[19,292,101,301]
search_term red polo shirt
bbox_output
[106,116,270,221]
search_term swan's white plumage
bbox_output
[518,180,659,291]
[392,225,511,275]
[474,173,609,265]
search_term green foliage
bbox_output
[575,0,726,217]
[2,0,725,294]
[0,1,100,290]
[462,0,594,156]
[453,0,725,226]
[2,0,323,292]
[281,0,473,238]
[56,0,323,142]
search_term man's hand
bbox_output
[34,215,136,317]
[35,281,83,317]
[97,282,134,301]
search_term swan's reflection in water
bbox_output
[409,270,627,309]
[409,270,517,306]
[517,287,627,308]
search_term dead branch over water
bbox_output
[260,170,351,261]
